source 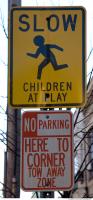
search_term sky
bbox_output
[0,0,93,199]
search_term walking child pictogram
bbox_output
[27,35,68,79]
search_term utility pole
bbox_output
[4,0,21,198]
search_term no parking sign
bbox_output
[21,111,74,191]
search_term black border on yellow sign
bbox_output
[9,7,86,108]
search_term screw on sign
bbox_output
[21,111,74,191]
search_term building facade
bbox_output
[72,76,93,198]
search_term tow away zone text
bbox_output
[24,137,69,188]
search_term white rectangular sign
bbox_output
[21,111,74,191]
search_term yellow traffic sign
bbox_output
[8,7,86,108]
